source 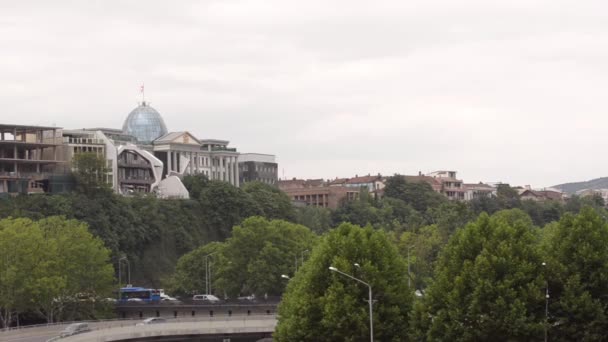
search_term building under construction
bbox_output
[0,124,71,195]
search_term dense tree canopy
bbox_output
[167,217,316,298]
[412,210,545,341]
[0,216,113,328]
[383,175,446,213]
[541,207,608,340]
[275,223,413,342]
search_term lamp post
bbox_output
[204,252,217,294]
[118,257,130,301]
[542,262,548,342]
[118,257,130,286]
[329,266,374,342]
[281,274,291,280]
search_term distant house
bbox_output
[403,171,465,201]
[576,188,608,203]
[519,189,565,202]
[278,178,359,209]
[344,174,385,192]
[464,183,496,201]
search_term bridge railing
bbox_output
[1,313,277,334]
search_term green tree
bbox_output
[275,223,413,342]
[413,210,545,341]
[540,207,608,340]
[199,181,261,239]
[182,174,209,200]
[378,197,425,233]
[426,200,473,238]
[34,217,114,322]
[294,205,333,234]
[168,217,316,298]
[384,175,445,213]
[0,217,113,326]
[496,184,522,209]
[215,217,316,297]
[0,218,45,328]
[165,242,224,296]
[72,153,110,194]
[242,181,295,221]
[332,194,382,227]
[398,224,445,292]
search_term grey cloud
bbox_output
[2,0,608,187]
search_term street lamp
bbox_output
[204,252,217,294]
[118,256,130,286]
[542,262,548,342]
[281,274,291,280]
[118,257,130,301]
[329,266,374,342]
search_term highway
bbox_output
[1,315,276,342]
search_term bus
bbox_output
[119,287,161,304]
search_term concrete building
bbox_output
[0,99,272,197]
[0,124,69,195]
[238,153,278,186]
[278,178,359,209]
[63,129,114,187]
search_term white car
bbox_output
[238,294,256,301]
[136,317,167,326]
[192,294,221,303]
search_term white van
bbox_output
[192,294,220,303]
[60,322,90,337]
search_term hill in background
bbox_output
[553,177,608,194]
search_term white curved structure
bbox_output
[157,175,190,199]
[116,144,163,195]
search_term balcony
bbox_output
[211,147,237,152]
[118,160,151,168]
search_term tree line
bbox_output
[2,159,608,338]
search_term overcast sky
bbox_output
[2,0,607,187]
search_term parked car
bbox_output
[60,323,90,337]
[192,294,221,303]
[136,317,167,326]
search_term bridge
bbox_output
[2,314,276,342]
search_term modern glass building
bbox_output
[122,102,168,144]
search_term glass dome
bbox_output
[122,102,168,143]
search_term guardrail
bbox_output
[1,312,278,333]
[1,316,141,333]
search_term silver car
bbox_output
[136,317,167,326]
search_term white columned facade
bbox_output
[232,156,236,185]
[222,156,227,181]
[234,156,239,187]
[167,150,172,173]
